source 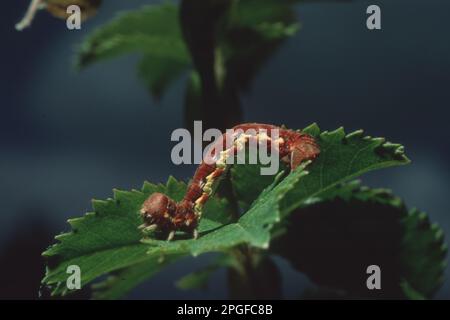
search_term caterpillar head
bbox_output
[140,193,176,231]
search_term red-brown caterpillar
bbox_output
[139,123,320,241]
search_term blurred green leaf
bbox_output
[76,0,301,99]
[222,0,300,93]
[401,207,447,298]
[76,4,191,99]
[272,181,446,299]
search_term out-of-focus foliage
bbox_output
[272,181,447,299]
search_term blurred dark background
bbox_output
[0,0,449,299]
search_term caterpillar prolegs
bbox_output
[139,123,320,241]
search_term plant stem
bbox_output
[227,246,282,299]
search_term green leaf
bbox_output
[231,123,409,212]
[137,53,189,99]
[42,124,410,297]
[272,181,446,299]
[42,177,231,297]
[75,1,299,99]
[401,208,447,298]
[141,167,301,255]
[231,159,287,211]
[280,123,410,215]
[76,4,191,99]
[223,0,300,93]
[142,124,409,257]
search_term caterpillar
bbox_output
[139,123,320,241]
